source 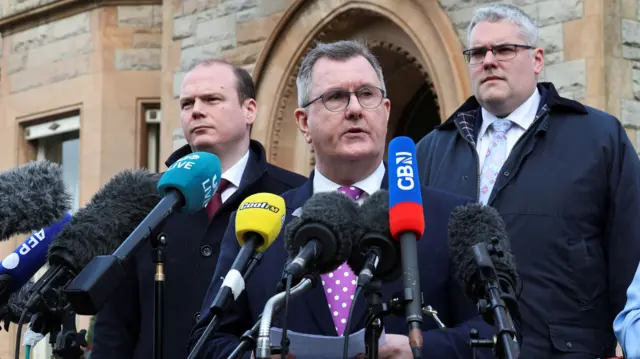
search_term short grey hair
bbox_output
[466,4,539,47]
[295,40,386,108]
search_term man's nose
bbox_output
[345,93,363,120]
[482,50,498,68]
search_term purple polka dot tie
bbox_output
[321,185,363,336]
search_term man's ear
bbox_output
[243,98,257,126]
[294,108,312,144]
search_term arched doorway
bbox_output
[251,0,470,175]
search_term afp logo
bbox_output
[239,202,280,213]
[395,151,415,190]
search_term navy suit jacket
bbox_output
[188,171,496,359]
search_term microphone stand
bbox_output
[30,308,88,359]
[361,279,445,359]
[253,274,318,359]
[151,232,168,359]
[187,251,264,359]
[468,241,519,359]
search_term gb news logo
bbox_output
[1,228,47,270]
[395,151,415,190]
[239,201,281,214]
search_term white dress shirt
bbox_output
[220,149,250,203]
[312,161,386,205]
[476,88,541,171]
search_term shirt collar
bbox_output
[478,87,541,139]
[222,149,250,188]
[312,161,386,197]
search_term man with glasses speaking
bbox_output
[415,3,640,359]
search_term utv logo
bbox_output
[239,202,280,213]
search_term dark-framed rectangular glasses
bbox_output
[463,44,534,65]
[303,86,386,112]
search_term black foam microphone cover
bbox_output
[348,189,401,282]
[46,169,162,272]
[284,191,361,275]
[448,202,520,300]
[0,160,72,241]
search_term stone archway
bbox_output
[251,0,470,175]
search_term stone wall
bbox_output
[617,0,640,151]
[5,12,93,93]
[114,5,163,71]
[170,0,292,97]
[6,0,58,15]
[443,0,588,101]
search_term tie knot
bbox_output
[337,185,363,201]
[491,119,513,134]
[216,178,231,193]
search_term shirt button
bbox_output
[193,312,201,321]
[566,341,572,349]
[503,171,510,176]
[200,245,212,257]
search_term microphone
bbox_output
[448,202,520,359]
[187,193,285,359]
[388,136,425,358]
[281,191,361,282]
[24,168,164,321]
[0,214,72,307]
[63,152,222,315]
[0,160,72,241]
[0,281,35,331]
[348,189,400,288]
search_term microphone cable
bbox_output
[342,285,363,359]
[14,307,28,359]
[280,273,293,359]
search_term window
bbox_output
[24,114,81,359]
[142,106,161,173]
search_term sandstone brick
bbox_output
[172,128,187,150]
[537,0,584,27]
[257,0,292,16]
[115,49,161,70]
[11,12,91,53]
[173,15,196,40]
[622,99,640,127]
[26,33,94,69]
[6,52,27,75]
[195,0,257,22]
[539,24,563,54]
[195,13,236,45]
[8,0,56,15]
[221,41,263,66]
[237,11,281,46]
[10,54,90,93]
[133,33,162,48]
[545,51,564,65]
[633,67,640,100]
[117,5,162,29]
[182,0,216,16]
[438,0,497,13]
[182,36,196,49]
[622,19,640,60]
[179,38,235,70]
[545,58,587,99]
[173,70,186,98]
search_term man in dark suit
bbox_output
[188,40,494,359]
[90,59,306,359]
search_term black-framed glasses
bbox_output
[302,86,386,112]
[463,44,534,65]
